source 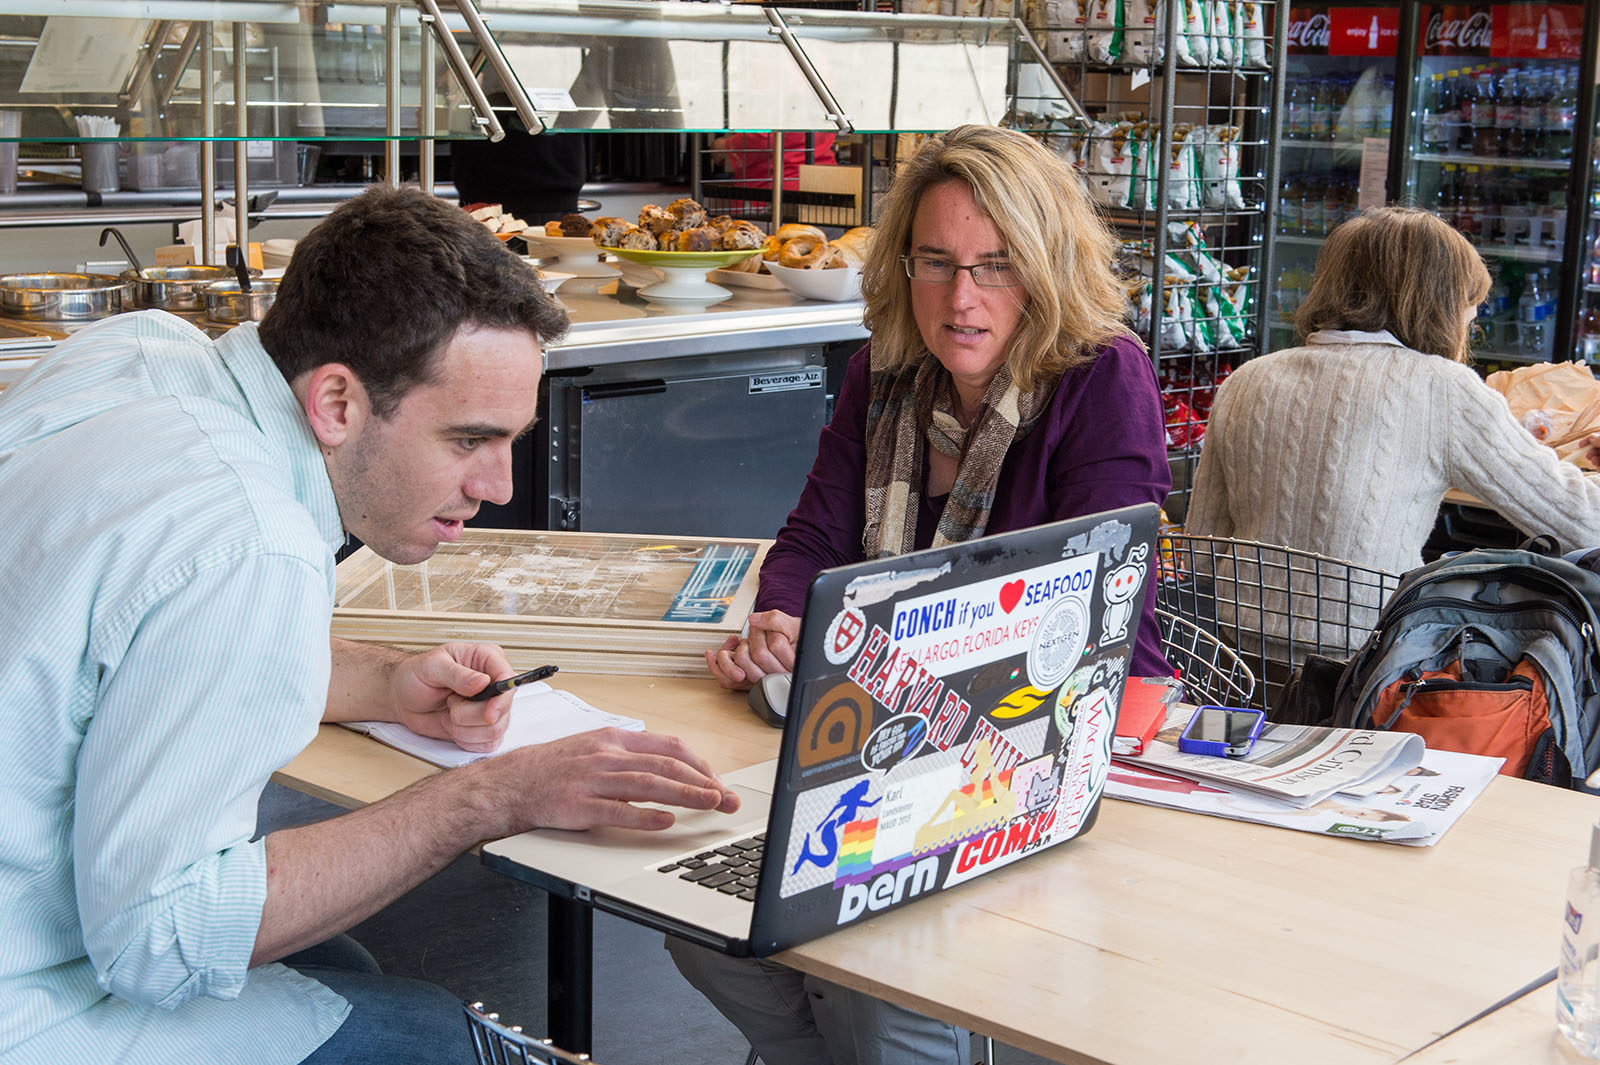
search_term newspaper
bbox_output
[1116,705,1426,807]
[1106,747,1504,846]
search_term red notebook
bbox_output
[1114,676,1183,756]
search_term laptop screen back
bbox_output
[749,503,1158,956]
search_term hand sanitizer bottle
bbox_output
[1558,820,1600,1057]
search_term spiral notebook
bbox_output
[341,682,644,769]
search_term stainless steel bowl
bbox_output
[122,265,256,312]
[201,278,278,324]
[0,272,132,320]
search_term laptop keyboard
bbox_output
[657,833,764,902]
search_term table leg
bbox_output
[547,894,593,1053]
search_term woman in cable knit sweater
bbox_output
[1187,206,1600,578]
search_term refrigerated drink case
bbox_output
[1270,4,1399,349]
[1399,2,1585,366]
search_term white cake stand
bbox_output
[609,248,764,302]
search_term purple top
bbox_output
[757,337,1173,677]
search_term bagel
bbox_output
[759,235,785,261]
[778,236,830,269]
[775,223,827,244]
[832,226,874,267]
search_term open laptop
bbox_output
[482,502,1158,957]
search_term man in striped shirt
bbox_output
[0,187,740,1065]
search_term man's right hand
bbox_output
[475,727,742,836]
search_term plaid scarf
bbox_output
[862,356,1045,559]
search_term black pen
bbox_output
[467,664,558,701]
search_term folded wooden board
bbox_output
[332,529,771,674]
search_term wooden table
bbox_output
[1402,982,1580,1064]
[273,672,1600,1065]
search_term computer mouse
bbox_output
[746,672,792,728]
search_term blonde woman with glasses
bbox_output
[705,123,1172,703]
[1187,205,1600,578]
[678,124,1170,1065]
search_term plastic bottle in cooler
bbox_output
[1421,73,1450,151]
[1322,177,1344,234]
[1285,80,1306,140]
[1300,176,1325,236]
[1446,69,1468,152]
[1582,304,1600,364]
[1497,67,1522,157]
[1471,69,1499,156]
[1309,79,1333,142]
[1550,66,1577,160]
[1519,268,1553,359]
[1278,174,1302,234]
[1522,67,1550,158]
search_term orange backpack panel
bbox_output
[1373,659,1548,778]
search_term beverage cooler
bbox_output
[1393,1,1594,368]
[1270,3,1401,351]
[1270,0,1600,367]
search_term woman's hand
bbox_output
[705,609,801,690]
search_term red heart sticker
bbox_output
[998,579,1024,614]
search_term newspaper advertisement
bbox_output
[1117,706,1426,807]
[1106,747,1504,846]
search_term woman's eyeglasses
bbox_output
[900,255,1020,288]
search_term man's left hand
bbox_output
[391,642,516,753]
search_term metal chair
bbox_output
[1156,607,1256,708]
[1155,533,1402,711]
[464,1001,597,1065]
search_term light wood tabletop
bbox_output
[1401,983,1582,1065]
[273,671,1600,1065]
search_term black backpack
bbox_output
[1321,548,1600,790]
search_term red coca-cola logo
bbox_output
[1287,11,1331,48]
[1424,9,1493,52]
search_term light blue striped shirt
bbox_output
[0,313,350,1064]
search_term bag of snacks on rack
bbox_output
[1085,0,1123,65]
[1209,0,1234,66]
[1166,127,1201,211]
[1222,265,1254,341]
[1085,121,1135,208]
[1199,124,1247,209]
[1160,275,1197,352]
[1234,0,1269,68]
[1129,122,1163,212]
[1040,0,1087,62]
[1127,278,1153,340]
[1121,0,1165,67]
[1172,0,1211,67]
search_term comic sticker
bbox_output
[860,713,929,773]
[1099,543,1148,647]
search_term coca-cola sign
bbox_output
[1287,10,1332,52]
[1491,4,1583,60]
[1422,6,1493,55]
[1328,7,1401,56]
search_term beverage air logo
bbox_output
[884,554,1098,680]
